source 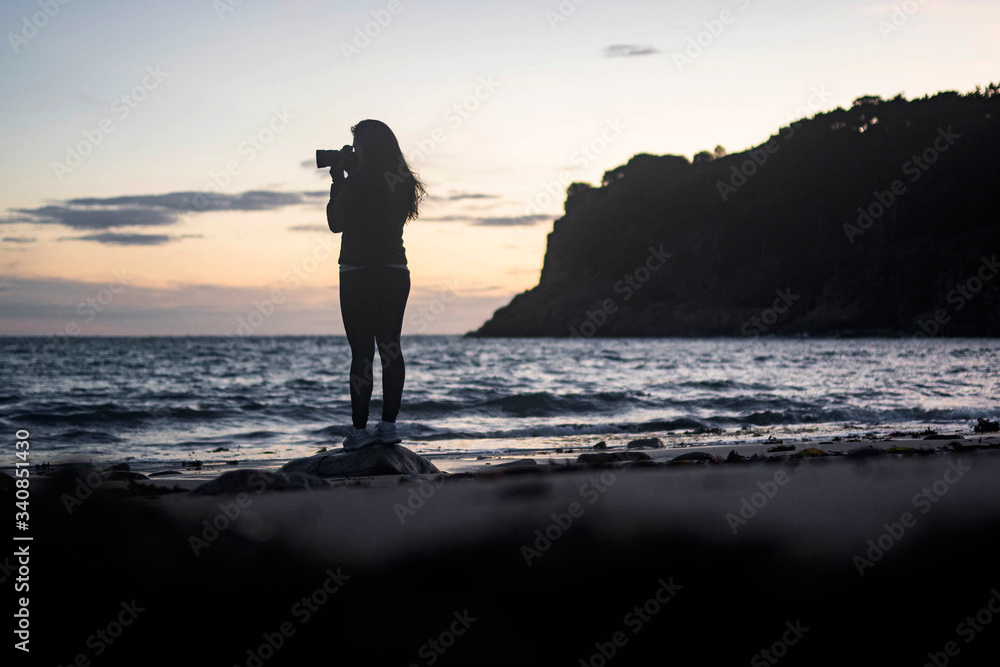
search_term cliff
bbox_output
[470,87,1000,337]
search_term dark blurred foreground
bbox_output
[13,451,1000,666]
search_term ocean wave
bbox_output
[11,404,156,425]
[475,391,647,417]
[52,429,124,443]
[2,336,995,462]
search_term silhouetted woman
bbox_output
[327,119,425,450]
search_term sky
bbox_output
[1,0,997,336]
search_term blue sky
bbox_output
[1,0,997,334]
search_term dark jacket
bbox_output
[327,168,408,265]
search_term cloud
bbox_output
[4,205,181,230]
[2,237,37,243]
[474,215,553,226]
[418,215,472,222]
[0,189,325,237]
[448,193,502,201]
[66,232,176,246]
[424,192,502,202]
[604,44,660,58]
[420,214,553,226]
[67,190,313,213]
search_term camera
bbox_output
[316,146,356,171]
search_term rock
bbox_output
[974,418,999,433]
[103,463,131,472]
[149,470,182,477]
[726,450,748,463]
[669,452,721,464]
[592,441,608,450]
[626,437,663,450]
[190,469,330,495]
[279,443,441,479]
[212,447,230,453]
[577,452,651,465]
[767,444,795,453]
[795,448,830,457]
[923,434,966,440]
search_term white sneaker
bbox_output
[343,425,375,451]
[372,421,401,445]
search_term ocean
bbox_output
[1,336,997,468]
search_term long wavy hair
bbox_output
[351,119,426,222]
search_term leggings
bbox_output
[339,266,410,428]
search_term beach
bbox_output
[14,428,1000,665]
